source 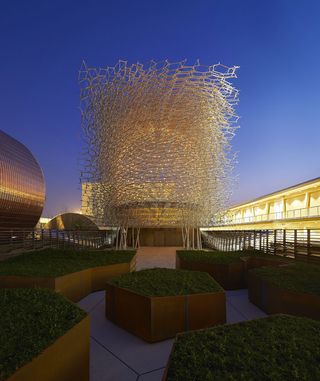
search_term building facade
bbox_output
[0,129,45,230]
[211,177,320,230]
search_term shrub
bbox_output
[251,262,320,296]
[166,315,320,381]
[0,248,136,277]
[109,268,223,297]
[0,288,86,381]
[177,249,282,264]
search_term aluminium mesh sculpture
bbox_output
[79,60,238,248]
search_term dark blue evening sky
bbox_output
[1,0,319,216]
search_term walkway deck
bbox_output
[77,247,267,381]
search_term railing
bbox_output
[0,229,114,259]
[214,205,320,226]
[203,229,320,262]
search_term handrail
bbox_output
[0,229,113,258]
[214,205,320,226]
[202,228,320,263]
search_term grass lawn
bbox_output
[166,315,320,381]
[0,248,136,277]
[177,249,287,264]
[0,288,86,381]
[251,262,320,296]
[109,268,223,297]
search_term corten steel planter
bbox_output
[176,255,244,290]
[248,271,320,320]
[0,255,136,302]
[6,315,90,381]
[105,283,226,342]
[242,256,290,286]
[177,253,289,290]
[91,256,136,291]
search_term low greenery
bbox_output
[110,268,223,297]
[166,315,320,381]
[251,262,320,296]
[177,249,287,264]
[0,248,136,277]
[0,288,86,381]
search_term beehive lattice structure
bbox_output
[79,60,239,243]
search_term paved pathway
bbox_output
[77,247,267,381]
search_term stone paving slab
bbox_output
[77,247,267,381]
[89,295,173,375]
[138,368,166,380]
[226,301,247,323]
[226,289,267,320]
[90,338,138,381]
[79,288,266,381]
[78,289,105,313]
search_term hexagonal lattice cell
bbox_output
[79,60,239,235]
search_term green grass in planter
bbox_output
[166,315,320,381]
[251,262,320,296]
[177,249,287,264]
[109,268,223,297]
[0,288,86,381]
[0,248,136,277]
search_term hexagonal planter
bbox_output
[105,269,226,342]
[177,254,244,289]
[0,249,136,302]
[1,288,89,381]
[162,315,320,381]
[91,257,136,291]
[242,255,290,286]
[248,266,320,320]
[176,250,290,290]
[0,270,92,302]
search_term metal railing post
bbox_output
[294,230,297,258]
[32,230,35,250]
[259,231,262,251]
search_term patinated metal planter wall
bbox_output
[177,253,289,290]
[105,283,226,342]
[248,272,320,320]
[242,256,291,285]
[6,316,90,381]
[176,255,244,289]
[0,256,136,302]
[91,258,136,291]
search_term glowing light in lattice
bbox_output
[79,59,239,228]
